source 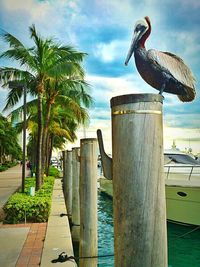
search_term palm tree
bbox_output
[0,25,90,190]
[23,102,80,176]
[41,76,92,173]
[0,114,22,163]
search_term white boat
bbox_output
[97,130,200,225]
[164,150,200,225]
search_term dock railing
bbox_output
[165,165,200,180]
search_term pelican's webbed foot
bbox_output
[159,83,166,95]
[158,83,165,100]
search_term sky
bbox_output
[0,0,200,154]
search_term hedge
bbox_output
[0,162,18,172]
[0,166,8,172]
[4,176,55,224]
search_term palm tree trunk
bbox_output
[32,136,37,173]
[45,132,51,171]
[47,135,54,176]
[45,133,51,176]
[42,101,52,175]
[36,91,43,191]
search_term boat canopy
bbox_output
[164,153,199,165]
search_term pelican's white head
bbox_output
[125,16,151,65]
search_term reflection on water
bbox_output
[98,193,114,266]
[168,222,200,267]
[98,193,200,267]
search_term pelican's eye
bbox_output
[135,25,141,32]
[135,24,147,33]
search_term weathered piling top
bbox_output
[81,138,97,141]
[110,93,163,107]
[80,138,98,146]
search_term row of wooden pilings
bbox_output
[62,139,98,267]
[62,94,168,267]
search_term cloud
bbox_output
[175,0,200,9]
[164,113,200,128]
[164,126,200,153]
[0,0,80,45]
[94,40,127,63]
[65,118,112,153]
[87,73,154,103]
[161,31,200,68]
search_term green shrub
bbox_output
[6,162,18,168]
[0,162,18,172]
[4,176,55,224]
[0,166,8,172]
[49,166,60,177]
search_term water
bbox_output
[98,193,200,267]
[98,193,114,267]
[168,223,200,267]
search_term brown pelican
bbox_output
[125,16,196,102]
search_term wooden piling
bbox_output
[72,147,80,243]
[111,94,167,267]
[65,150,73,218]
[79,138,98,267]
[62,150,67,206]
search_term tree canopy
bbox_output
[0,25,92,189]
[0,114,22,162]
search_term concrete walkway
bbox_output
[0,167,76,267]
[0,164,29,218]
[0,223,47,267]
[41,179,76,267]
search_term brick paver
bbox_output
[17,223,47,267]
[0,223,47,267]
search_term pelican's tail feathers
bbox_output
[177,86,196,102]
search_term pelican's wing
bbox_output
[147,49,196,101]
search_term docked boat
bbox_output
[97,130,200,226]
[99,150,200,225]
[164,150,200,225]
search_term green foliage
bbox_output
[4,176,55,224]
[49,166,60,177]
[0,114,22,161]
[0,166,8,172]
[0,162,18,172]
[5,162,18,168]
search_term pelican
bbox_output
[125,16,196,102]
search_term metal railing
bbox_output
[164,165,200,181]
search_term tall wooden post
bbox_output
[111,94,167,267]
[62,150,67,205]
[79,138,98,267]
[65,150,73,218]
[72,147,80,243]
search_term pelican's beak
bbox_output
[125,31,141,66]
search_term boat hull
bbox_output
[166,185,200,225]
[99,178,200,226]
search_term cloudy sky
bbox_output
[0,0,200,153]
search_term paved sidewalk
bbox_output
[0,165,29,216]
[0,223,47,267]
[40,179,76,267]
[0,173,75,267]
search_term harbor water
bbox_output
[98,192,200,267]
